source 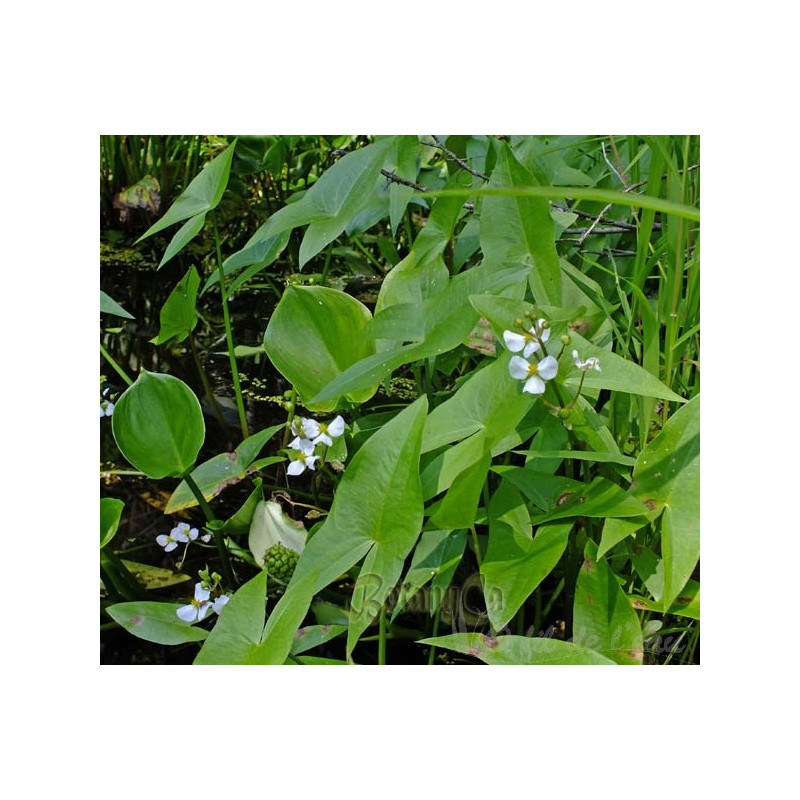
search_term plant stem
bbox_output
[428,608,440,665]
[183,472,235,588]
[100,343,133,386]
[212,212,249,439]
[378,605,387,665]
[469,525,482,568]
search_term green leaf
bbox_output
[298,139,394,266]
[100,497,124,549]
[258,397,429,661]
[214,479,264,536]
[203,228,291,294]
[390,530,467,621]
[106,602,209,645]
[165,424,283,513]
[136,140,236,242]
[481,482,571,630]
[563,330,685,403]
[310,264,528,406]
[194,571,267,665]
[264,285,376,412]
[150,266,200,345]
[428,454,490,530]
[573,540,644,664]
[629,581,700,621]
[100,290,134,319]
[389,135,420,234]
[597,516,650,559]
[632,395,699,611]
[112,371,205,479]
[480,142,562,305]
[290,624,347,656]
[157,212,206,269]
[419,633,616,665]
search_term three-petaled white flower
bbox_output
[287,440,320,476]
[177,582,214,622]
[100,400,114,417]
[572,350,601,371]
[156,522,199,552]
[509,354,559,395]
[305,415,345,447]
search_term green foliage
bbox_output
[101,134,700,666]
[111,371,205,479]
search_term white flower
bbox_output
[212,594,230,615]
[176,582,214,622]
[503,329,538,357]
[572,350,601,371]
[503,319,551,357]
[289,435,314,451]
[509,354,559,395]
[100,400,114,417]
[156,531,180,552]
[287,445,319,476]
[291,417,316,439]
[305,415,345,447]
[171,522,199,542]
[200,532,213,543]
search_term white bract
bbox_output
[509,354,559,395]
[572,350,601,371]
[248,500,308,568]
[176,582,214,622]
[305,415,345,447]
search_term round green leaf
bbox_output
[100,497,124,549]
[112,371,205,479]
[263,284,377,412]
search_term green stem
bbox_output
[100,343,133,386]
[183,472,235,588]
[469,525,482,568]
[378,605,387,665]
[212,212,249,439]
[281,386,297,449]
[427,608,440,665]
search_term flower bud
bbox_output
[513,317,524,328]
[557,407,571,419]
[283,402,293,411]
[560,334,571,345]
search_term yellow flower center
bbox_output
[527,362,539,377]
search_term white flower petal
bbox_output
[156,534,170,547]
[201,533,212,543]
[303,419,321,438]
[537,355,559,380]
[503,330,526,352]
[522,339,541,358]
[172,530,189,543]
[287,460,306,476]
[196,602,213,622]
[306,455,319,471]
[313,433,333,447]
[509,355,531,380]
[538,320,551,343]
[176,605,197,622]
[523,375,546,394]
[187,527,198,540]
[327,416,345,437]
[164,541,178,552]
[194,583,211,602]
[212,595,230,614]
